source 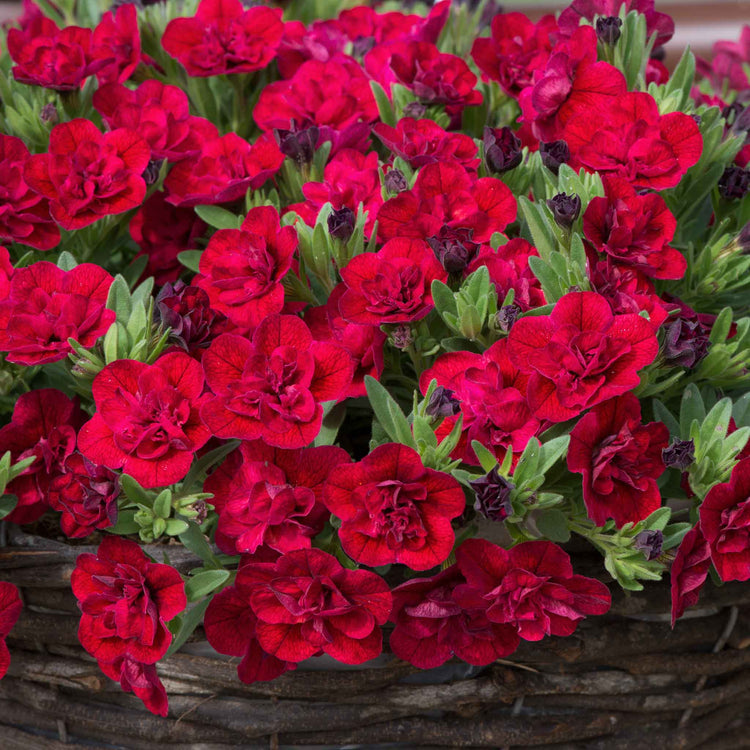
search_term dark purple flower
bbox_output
[142,159,163,186]
[275,123,319,167]
[495,304,521,333]
[403,102,427,119]
[426,385,461,418]
[662,438,695,470]
[633,529,663,560]
[662,318,711,368]
[719,167,749,200]
[483,126,522,174]
[596,16,622,46]
[470,467,514,522]
[40,103,59,124]
[427,226,480,274]
[390,324,414,350]
[547,193,581,229]
[327,206,356,242]
[384,168,408,194]
[539,140,570,175]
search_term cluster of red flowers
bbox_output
[0,0,749,720]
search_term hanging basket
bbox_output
[2,526,750,749]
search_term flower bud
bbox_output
[427,226,479,274]
[274,122,319,167]
[40,103,59,125]
[547,192,581,229]
[351,35,375,59]
[739,222,750,253]
[483,126,522,174]
[633,529,663,561]
[495,304,521,332]
[470,467,514,522]
[384,168,408,194]
[142,159,163,186]
[327,206,356,242]
[390,324,414,350]
[718,166,749,200]
[403,101,427,119]
[539,140,570,175]
[425,386,461,418]
[596,16,622,46]
[662,438,695,470]
[155,281,227,352]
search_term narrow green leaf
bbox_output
[471,440,498,474]
[194,205,241,230]
[185,569,230,602]
[178,250,203,274]
[165,598,211,657]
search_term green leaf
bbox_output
[370,80,396,127]
[471,440,498,474]
[153,489,172,520]
[314,401,347,447]
[106,274,132,322]
[179,522,220,567]
[0,494,18,521]
[185,569,230,602]
[194,205,241,230]
[365,376,416,448]
[120,474,153,506]
[178,250,203,274]
[643,507,671,531]
[56,251,78,270]
[431,279,458,318]
[108,509,140,536]
[535,509,571,543]
[679,385,706,438]
[652,399,680,436]
[164,518,190,536]
[538,436,570,474]
[165,598,210,658]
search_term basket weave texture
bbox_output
[1,525,750,749]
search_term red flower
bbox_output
[377,160,516,243]
[129,192,208,286]
[78,352,211,488]
[24,119,150,230]
[204,585,294,685]
[520,27,626,143]
[700,457,750,582]
[420,339,540,466]
[72,536,186,664]
[240,548,392,664]
[366,41,482,112]
[336,2,450,47]
[508,291,659,422]
[286,149,383,237]
[0,582,22,680]
[558,0,674,47]
[471,12,558,98]
[338,237,447,326]
[254,58,377,155]
[162,0,284,77]
[0,134,60,250]
[0,262,115,366]
[0,247,12,301]
[99,656,169,717]
[305,284,386,399]
[373,117,479,171]
[564,92,703,190]
[0,389,83,524]
[567,393,669,527]
[195,206,296,329]
[204,440,349,556]
[389,565,519,669]
[7,15,104,91]
[48,454,119,539]
[670,525,711,627]
[454,539,611,641]
[94,81,218,163]
[201,315,353,447]
[164,132,283,207]
[324,443,465,570]
[583,176,686,280]
[465,238,545,311]
[91,3,141,85]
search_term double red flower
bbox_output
[0,583,22,680]
[201,314,353,448]
[324,443,465,570]
[508,291,659,422]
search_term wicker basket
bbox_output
[2,524,750,749]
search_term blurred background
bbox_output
[0,0,748,65]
